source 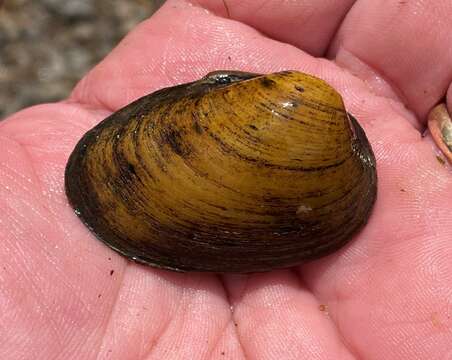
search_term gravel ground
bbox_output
[0,0,165,119]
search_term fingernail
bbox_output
[427,103,452,163]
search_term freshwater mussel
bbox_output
[65,70,377,273]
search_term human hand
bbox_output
[1,1,451,359]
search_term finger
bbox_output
[221,271,356,359]
[193,0,355,56]
[299,127,452,359]
[330,0,452,122]
[71,0,320,112]
[95,269,245,360]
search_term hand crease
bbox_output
[217,275,251,360]
[94,263,128,359]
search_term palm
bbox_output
[1,1,451,359]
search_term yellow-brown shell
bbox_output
[65,70,377,272]
[428,103,452,163]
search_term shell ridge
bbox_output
[64,71,378,273]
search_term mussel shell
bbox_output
[65,71,377,273]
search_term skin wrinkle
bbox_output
[12,148,57,214]
[0,139,42,203]
[206,275,235,357]
[35,247,95,320]
[328,295,362,360]
[202,304,244,360]
[202,319,228,359]
[71,76,118,113]
[322,0,357,57]
[332,47,423,131]
[94,262,128,359]
[6,254,65,352]
[300,270,364,360]
[63,98,111,117]
[141,276,200,360]
[191,0,357,58]
[218,274,252,360]
[0,137,96,338]
[221,0,230,18]
[158,32,172,84]
[139,304,176,359]
[229,319,251,360]
[2,134,83,260]
[187,278,227,359]
[291,267,360,360]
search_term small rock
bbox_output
[41,0,95,18]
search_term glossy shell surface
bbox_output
[65,71,377,273]
[428,103,452,163]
